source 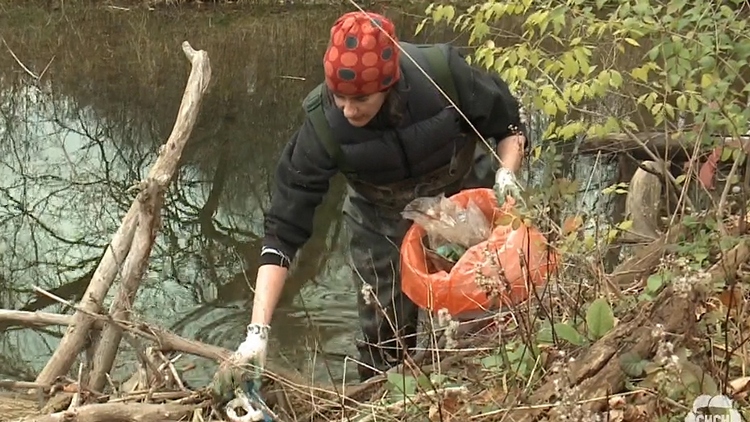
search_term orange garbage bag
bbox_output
[400,188,559,316]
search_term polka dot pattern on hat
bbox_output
[324,11,400,96]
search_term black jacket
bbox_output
[260,43,524,268]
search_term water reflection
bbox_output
[0,1,620,387]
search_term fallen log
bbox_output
[0,380,50,391]
[19,402,199,422]
[35,40,212,390]
[0,309,228,362]
[607,225,684,287]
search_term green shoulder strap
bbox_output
[302,83,353,173]
[302,44,457,172]
[415,43,459,107]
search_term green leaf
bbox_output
[692,251,709,263]
[386,373,418,396]
[688,95,700,113]
[480,354,504,369]
[415,19,427,36]
[698,55,716,71]
[536,321,555,344]
[667,73,680,88]
[679,359,719,396]
[676,94,687,110]
[619,352,649,377]
[571,85,584,103]
[430,373,448,387]
[721,147,733,162]
[562,53,580,78]
[573,48,591,75]
[631,66,648,82]
[553,322,587,346]
[646,273,665,294]
[586,298,615,339]
[617,219,633,231]
[416,373,432,390]
[543,101,557,116]
[610,70,623,88]
[443,5,456,22]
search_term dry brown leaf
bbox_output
[607,409,625,422]
[695,303,709,321]
[61,384,79,393]
[429,404,440,421]
[718,284,744,311]
[729,376,750,393]
[608,395,626,410]
[562,215,584,236]
[623,404,651,422]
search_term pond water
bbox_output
[0,1,616,388]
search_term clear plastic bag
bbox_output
[401,193,492,251]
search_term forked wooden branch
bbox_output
[34,41,212,387]
[88,181,164,392]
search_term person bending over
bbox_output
[210,10,528,399]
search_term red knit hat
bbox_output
[324,11,400,96]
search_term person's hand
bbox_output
[494,167,522,209]
[210,323,270,404]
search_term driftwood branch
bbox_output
[88,181,163,391]
[0,308,311,388]
[0,309,226,362]
[0,310,74,328]
[35,41,212,388]
[21,402,198,422]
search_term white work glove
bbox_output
[209,323,270,403]
[494,167,522,209]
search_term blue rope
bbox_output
[243,379,274,422]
